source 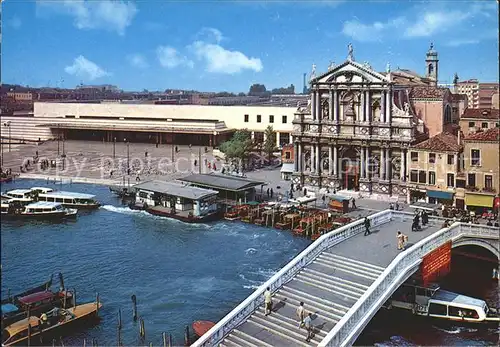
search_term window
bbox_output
[429,153,436,164]
[429,171,436,185]
[468,173,476,187]
[410,170,418,183]
[419,170,426,184]
[257,115,261,123]
[471,149,481,166]
[447,155,454,165]
[481,122,488,129]
[282,115,288,124]
[244,114,249,122]
[485,175,493,189]
[269,115,274,123]
[447,173,455,188]
[496,123,499,128]
[456,179,466,188]
[429,303,447,316]
[411,152,419,162]
[285,152,291,159]
[468,122,475,128]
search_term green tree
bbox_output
[263,125,276,163]
[248,84,267,96]
[219,129,253,168]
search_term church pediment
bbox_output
[314,61,389,84]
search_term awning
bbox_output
[426,190,454,200]
[280,163,295,173]
[465,194,494,208]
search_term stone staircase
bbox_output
[219,254,385,346]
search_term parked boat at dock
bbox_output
[1,301,102,346]
[1,202,77,221]
[387,283,500,325]
[30,188,100,209]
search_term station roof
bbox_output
[133,180,218,200]
[179,173,266,192]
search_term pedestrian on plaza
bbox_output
[189,144,192,149]
[395,202,399,211]
[156,143,159,148]
[264,287,273,316]
[322,195,326,205]
[303,187,307,196]
[422,211,428,226]
[397,230,407,250]
[208,162,212,170]
[175,146,178,153]
[291,183,294,192]
[194,159,197,166]
[145,151,148,158]
[110,170,113,178]
[270,188,274,198]
[304,313,313,342]
[364,217,371,236]
[213,163,217,171]
[389,203,394,210]
[296,302,306,328]
[352,198,357,209]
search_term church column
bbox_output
[328,145,333,175]
[360,146,366,179]
[381,90,386,123]
[294,142,299,172]
[386,88,392,123]
[316,90,321,121]
[365,147,371,179]
[400,149,406,181]
[311,90,317,120]
[289,134,293,144]
[316,144,321,174]
[333,89,339,122]
[361,90,366,122]
[329,90,334,121]
[380,148,385,180]
[386,148,391,180]
[298,143,303,172]
[310,144,315,173]
[366,90,371,122]
[333,145,338,176]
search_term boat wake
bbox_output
[101,205,144,215]
[245,247,258,255]
[432,325,466,334]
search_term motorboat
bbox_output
[1,202,77,220]
[388,283,499,325]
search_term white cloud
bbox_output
[37,0,137,35]
[342,17,405,42]
[189,41,263,74]
[197,27,224,43]
[157,46,194,69]
[7,17,22,29]
[404,10,469,38]
[127,54,148,69]
[445,39,480,47]
[64,56,110,81]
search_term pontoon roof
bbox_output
[179,173,266,192]
[133,180,218,200]
[39,191,96,199]
[6,189,32,195]
[26,201,63,208]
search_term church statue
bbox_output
[347,43,354,61]
[404,102,410,116]
[328,61,335,71]
[310,63,317,81]
[386,62,391,73]
[453,72,459,85]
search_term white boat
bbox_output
[388,283,499,325]
[1,201,77,220]
[30,188,100,209]
[4,189,33,201]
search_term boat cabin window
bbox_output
[1,206,7,212]
[138,191,149,199]
[63,199,73,204]
[416,287,427,296]
[56,198,64,203]
[429,303,447,315]
[56,205,63,210]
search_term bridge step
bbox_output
[321,252,385,274]
[306,262,375,287]
[294,276,360,302]
[314,257,380,281]
[298,271,366,296]
[224,333,259,347]
[248,313,321,346]
[254,310,324,343]
[283,282,351,313]
[317,253,384,277]
[273,291,342,324]
[256,307,329,338]
[279,287,346,319]
[322,253,386,272]
[232,330,274,347]
[304,268,369,290]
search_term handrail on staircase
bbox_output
[319,222,500,347]
[191,209,393,347]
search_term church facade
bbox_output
[291,44,445,198]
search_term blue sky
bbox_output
[3,0,498,93]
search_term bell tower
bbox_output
[425,42,439,86]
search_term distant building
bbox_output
[76,84,120,92]
[281,144,294,180]
[455,79,499,109]
[459,108,500,137]
[7,91,33,101]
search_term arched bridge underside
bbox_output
[452,237,499,260]
[192,211,499,347]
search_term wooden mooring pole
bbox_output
[27,323,31,347]
[117,309,122,346]
[131,295,138,321]
[162,332,167,347]
[139,318,146,340]
[184,325,190,346]
[96,293,100,317]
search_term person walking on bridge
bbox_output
[304,313,313,342]
[296,302,306,328]
[264,287,273,316]
[397,230,407,250]
[363,217,371,236]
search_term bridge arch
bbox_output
[452,238,499,260]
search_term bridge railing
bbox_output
[191,210,393,347]
[319,220,500,347]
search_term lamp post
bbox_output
[124,138,130,174]
[113,137,116,159]
[57,124,60,156]
[3,121,12,153]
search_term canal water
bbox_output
[2,179,498,346]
